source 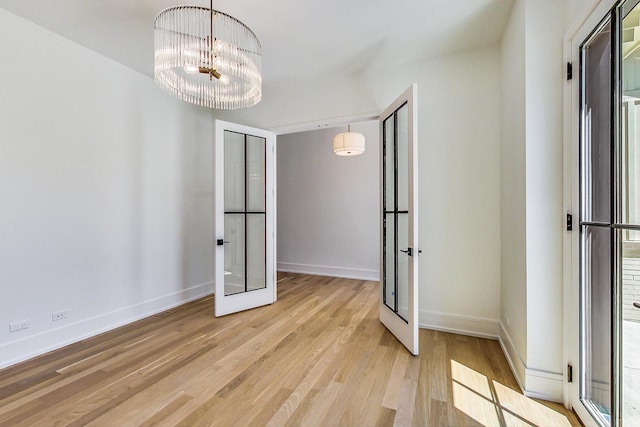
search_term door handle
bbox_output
[399,248,422,257]
[634,302,640,309]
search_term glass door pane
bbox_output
[247,214,266,291]
[397,212,409,321]
[383,112,397,314]
[583,19,613,224]
[397,104,409,211]
[383,105,410,320]
[225,131,245,212]
[224,214,245,295]
[247,135,266,212]
[582,226,612,421]
[384,213,395,310]
[621,251,640,426]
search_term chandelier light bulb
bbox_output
[183,64,200,74]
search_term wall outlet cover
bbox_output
[9,320,29,332]
[52,311,69,322]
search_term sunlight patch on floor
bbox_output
[451,359,571,427]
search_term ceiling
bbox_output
[0,0,513,85]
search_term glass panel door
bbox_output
[578,3,640,424]
[621,2,640,424]
[380,84,418,355]
[580,16,614,426]
[214,120,275,317]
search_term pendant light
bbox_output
[333,124,365,156]
[154,1,262,109]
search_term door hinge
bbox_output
[566,213,573,231]
[567,364,573,383]
[567,62,573,81]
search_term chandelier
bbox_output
[154,1,262,109]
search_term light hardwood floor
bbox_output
[0,273,581,426]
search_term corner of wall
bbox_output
[498,322,526,392]
[498,322,564,402]
[420,311,500,340]
[277,263,379,281]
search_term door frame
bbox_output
[214,120,277,317]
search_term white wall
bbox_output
[500,0,528,383]
[391,49,502,336]
[565,0,600,35]
[524,0,565,387]
[0,9,214,368]
[499,0,566,401]
[277,122,380,280]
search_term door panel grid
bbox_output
[223,130,267,296]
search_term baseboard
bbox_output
[498,323,564,402]
[277,262,379,281]
[498,323,527,392]
[419,310,500,340]
[524,368,564,403]
[0,282,214,370]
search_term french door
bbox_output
[214,120,276,317]
[379,84,419,355]
[572,1,640,425]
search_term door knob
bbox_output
[400,248,413,256]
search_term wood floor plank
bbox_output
[382,350,411,410]
[393,356,420,426]
[138,393,194,427]
[0,273,583,427]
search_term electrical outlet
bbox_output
[52,310,69,322]
[9,320,29,332]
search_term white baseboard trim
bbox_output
[524,368,564,403]
[498,323,564,402]
[419,310,500,340]
[498,323,527,393]
[277,262,379,281]
[0,282,214,370]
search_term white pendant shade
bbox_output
[333,131,365,156]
